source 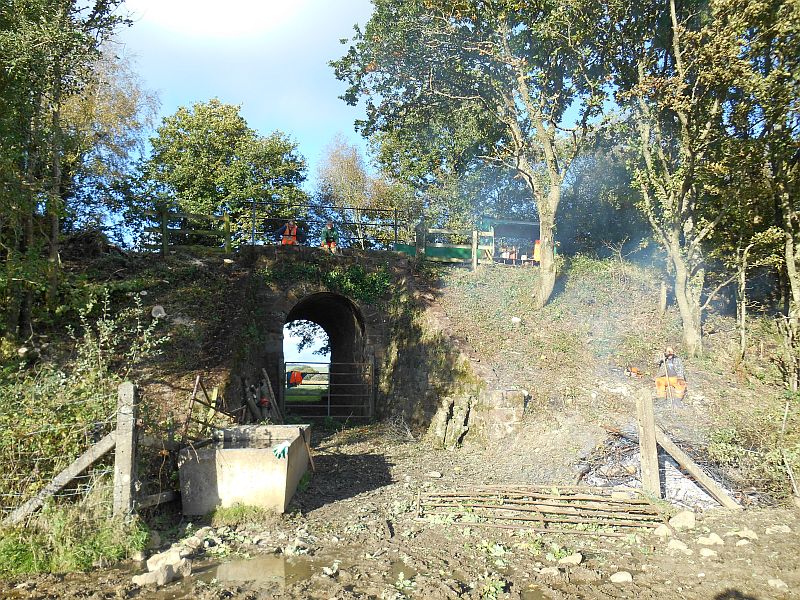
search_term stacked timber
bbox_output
[419,485,664,537]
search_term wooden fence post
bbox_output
[113,382,139,517]
[223,212,232,253]
[635,389,661,497]
[471,229,478,271]
[160,208,169,256]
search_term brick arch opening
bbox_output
[282,293,371,419]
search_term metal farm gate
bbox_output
[282,361,374,421]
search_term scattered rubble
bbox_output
[609,571,633,584]
[669,510,696,531]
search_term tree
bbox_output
[1,0,129,335]
[714,0,800,386]
[613,0,745,356]
[61,47,159,235]
[140,99,307,245]
[316,136,372,248]
[613,0,799,360]
[332,0,613,307]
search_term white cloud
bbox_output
[123,0,310,39]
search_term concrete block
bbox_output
[146,548,181,572]
[133,565,174,587]
[179,425,310,515]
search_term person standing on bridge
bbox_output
[321,220,339,254]
[278,219,298,245]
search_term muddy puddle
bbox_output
[144,553,418,599]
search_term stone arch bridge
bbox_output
[217,245,525,443]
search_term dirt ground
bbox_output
[2,419,798,600]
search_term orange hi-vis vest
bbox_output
[281,225,297,245]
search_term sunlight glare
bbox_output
[124,0,309,38]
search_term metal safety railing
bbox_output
[283,360,374,420]
[253,201,409,249]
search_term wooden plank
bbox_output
[144,227,222,236]
[426,242,471,249]
[655,425,741,510]
[426,257,470,263]
[137,491,179,510]
[427,228,471,235]
[636,390,661,497]
[5,432,116,525]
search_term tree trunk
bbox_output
[535,186,560,309]
[669,241,704,356]
[46,94,62,308]
[738,257,747,360]
[781,228,800,391]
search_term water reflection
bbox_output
[201,554,315,587]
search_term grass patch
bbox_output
[0,479,148,577]
[210,504,280,529]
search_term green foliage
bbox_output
[545,542,574,562]
[0,478,148,576]
[210,504,279,528]
[707,392,800,499]
[261,262,392,306]
[137,99,307,247]
[0,291,167,501]
[478,573,508,600]
[297,471,313,494]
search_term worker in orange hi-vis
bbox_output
[655,346,688,408]
[278,219,298,245]
[289,370,304,387]
[533,239,541,263]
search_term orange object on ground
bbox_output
[289,371,303,386]
[281,224,297,245]
[655,376,687,399]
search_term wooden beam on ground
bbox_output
[4,432,116,526]
[636,390,661,497]
[654,425,741,510]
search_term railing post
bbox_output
[160,207,169,256]
[113,382,139,517]
[471,229,478,271]
[393,209,398,249]
[223,211,232,253]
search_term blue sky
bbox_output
[117,1,370,362]
[117,0,374,189]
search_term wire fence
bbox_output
[0,413,118,519]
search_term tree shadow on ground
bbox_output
[714,591,759,600]
[292,449,393,512]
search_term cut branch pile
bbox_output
[419,485,665,537]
